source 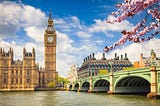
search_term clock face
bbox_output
[47,36,53,42]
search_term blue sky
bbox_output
[0,0,160,77]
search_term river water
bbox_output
[0,91,160,106]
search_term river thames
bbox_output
[0,91,160,106]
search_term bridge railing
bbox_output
[77,66,160,82]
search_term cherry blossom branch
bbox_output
[104,1,160,52]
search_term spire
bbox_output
[11,48,13,53]
[32,47,35,56]
[0,47,2,53]
[48,9,53,25]
[46,9,54,32]
[49,8,52,20]
[23,47,26,55]
[9,47,12,54]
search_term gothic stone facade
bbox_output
[0,48,39,91]
[0,12,58,91]
[44,12,57,86]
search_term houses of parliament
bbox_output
[0,12,57,91]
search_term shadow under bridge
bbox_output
[73,83,79,91]
[93,79,110,93]
[81,82,90,92]
[115,76,150,95]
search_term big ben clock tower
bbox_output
[44,11,57,86]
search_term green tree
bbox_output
[58,76,64,83]
[63,78,69,84]
[48,82,55,87]
[57,76,69,87]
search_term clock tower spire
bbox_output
[44,10,57,86]
[46,10,54,32]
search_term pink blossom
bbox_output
[104,0,160,52]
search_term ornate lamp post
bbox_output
[109,62,113,74]
[147,50,158,99]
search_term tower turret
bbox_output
[23,47,26,55]
[124,53,128,60]
[9,47,12,53]
[2,48,4,55]
[150,49,156,60]
[101,53,106,60]
[32,47,35,61]
[92,53,96,60]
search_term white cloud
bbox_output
[24,26,44,42]
[93,40,104,45]
[93,38,160,65]
[57,53,75,77]
[54,15,133,40]
[54,18,66,24]
[0,1,46,40]
[55,16,86,32]
[95,52,103,59]
[105,38,160,63]
[57,31,74,53]
[22,5,46,27]
[76,31,92,38]
[89,15,133,37]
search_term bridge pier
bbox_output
[78,81,81,91]
[147,66,158,99]
[71,83,74,90]
[107,73,114,94]
[88,77,92,93]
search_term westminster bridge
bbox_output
[69,66,160,99]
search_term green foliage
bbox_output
[58,77,63,83]
[58,76,69,84]
[63,78,69,84]
[48,82,55,87]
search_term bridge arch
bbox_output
[81,81,90,92]
[114,76,150,94]
[69,84,72,90]
[74,83,79,91]
[93,79,110,92]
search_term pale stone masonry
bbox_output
[68,64,79,83]
[0,11,58,91]
[78,53,133,79]
[0,47,39,91]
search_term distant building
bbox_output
[0,47,39,91]
[68,64,79,83]
[78,53,133,79]
[134,50,160,68]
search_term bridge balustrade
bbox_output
[70,66,160,98]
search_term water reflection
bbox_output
[0,91,159,106]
